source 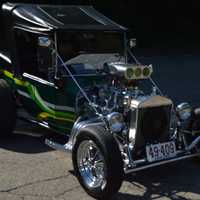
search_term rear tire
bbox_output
[72,126,124,200]
[0,79,16,137]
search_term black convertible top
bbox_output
[2,2,127,33]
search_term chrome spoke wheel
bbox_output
[72,128,124,199]
[77,140,107,190]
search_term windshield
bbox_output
[57,31,124,61]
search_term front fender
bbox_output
[69,117,107,148]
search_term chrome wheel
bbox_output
[77,140,107,190]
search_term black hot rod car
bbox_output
[0,2,200,200]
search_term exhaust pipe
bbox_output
[45,139,72,153]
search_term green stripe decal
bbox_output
[28,84,75,121]
[1,69,75,122]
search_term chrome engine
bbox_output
[75,62,173,158]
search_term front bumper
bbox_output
[124,135,200,174]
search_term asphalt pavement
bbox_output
[0,121,200,200]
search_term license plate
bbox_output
[146,141,176,162]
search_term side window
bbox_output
[14,30,54,81]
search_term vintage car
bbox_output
[1,2,200,199]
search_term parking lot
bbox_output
[0,121,200,200]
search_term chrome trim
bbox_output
[176,102,192,121]
[14,25,51,34]
[106,112,123,132]
[129,108,137,144]
[13,9,47,29]
[23,73,56,88]
[130,95,172,109]
[129,95,172,146]
[18,115,51,130]
[0,52,11,64]
[125,152,200,174]
[69,117,106,147]
[45,139,72,153]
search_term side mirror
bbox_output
[38,37,52,47]
[129,38,136,48]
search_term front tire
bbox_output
[72,126,124,200]
[0,79,16,137]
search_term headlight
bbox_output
[107,112,124,132]
[176,102,192,121]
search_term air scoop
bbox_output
[104,62,153,80]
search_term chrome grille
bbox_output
[134,105,172,149]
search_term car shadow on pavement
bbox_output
[0,133,52,154]
[0,119,56,154]
[115,161,200,200]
